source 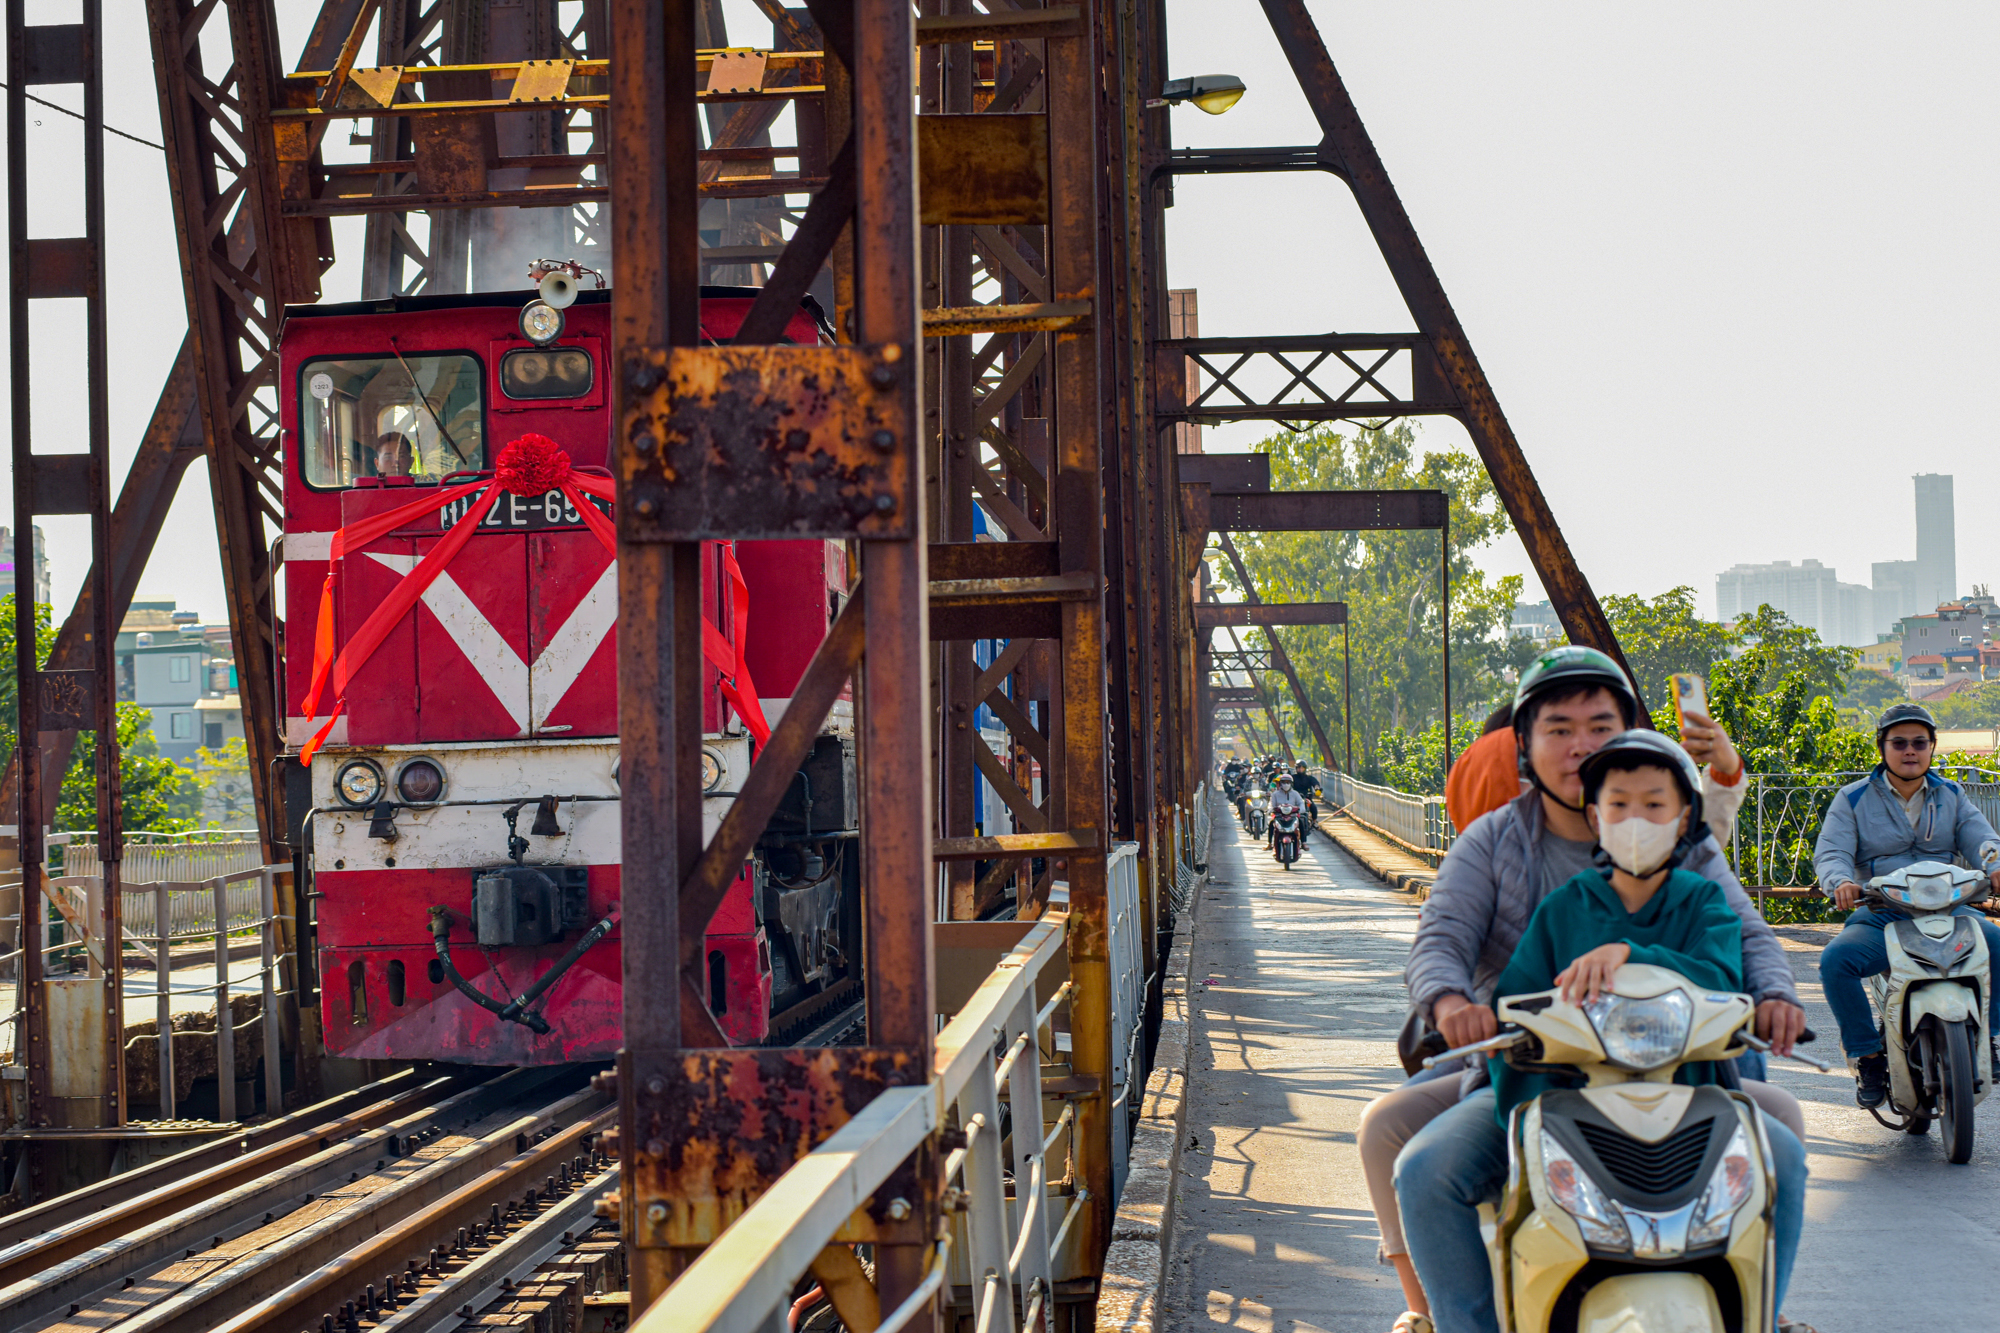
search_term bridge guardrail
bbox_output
[643,870,1125,1333]
[1324,772,1456,864]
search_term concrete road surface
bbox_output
[1166,812,2000,1332]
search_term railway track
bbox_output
[0,1066,627,1333]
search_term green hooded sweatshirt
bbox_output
[1488,865,1743,1124]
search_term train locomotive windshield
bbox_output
[299,353,484,487]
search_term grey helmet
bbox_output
[1875,701,1938,748]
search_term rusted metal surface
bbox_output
[917,114,1049,225]
[922,300,1090,337]
[1193,602,1348,628]
[621,345,916,540]
[1252,0,1636,689]
[1206,487,1449,532]
[628,1047,919,1248]
[932,830,1099,861]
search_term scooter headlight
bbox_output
[1686,1123,1755,1248]
[1540,1128,1630,1250]
[1902,872,1956,910]
[1584,988,1693,1071]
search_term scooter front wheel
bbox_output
[1940,1019,1977,1164]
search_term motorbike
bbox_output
[1271,808,1302,868]
[1860,859,1993,1163]
[1246,786,1267,837]
[1425,963,1826,1333]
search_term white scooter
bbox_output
[1862,860,1992,1163]
[1426,964,1826,1333]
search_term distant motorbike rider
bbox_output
[1290,763,1322,838]
[1266,773,1308,852]
[1813,701,2000,1108]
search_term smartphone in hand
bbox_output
[1670,673,1709,730]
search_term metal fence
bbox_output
[1,863,291,1125]
[57,831,264,885]
[1325,771,1457,864]
[1728,768,2000,891]
[641,901,1084,1333]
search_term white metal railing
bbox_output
[645,900,1081,1333]
[0,864,290,1125]
[58,832,264,886]
[1324,771,1457,862]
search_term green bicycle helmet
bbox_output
[1512,645,1639,732]
[1512,645,1641,802]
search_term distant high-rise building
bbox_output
[1715,559,1873,646]
[1914,473,1957,610]
[0,525,49,606]
[1873,558,1922,634]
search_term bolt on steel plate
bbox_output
[619,344,916,541]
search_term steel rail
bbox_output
[213,1104,618,1333]
[0,1069,582,1328]
[368,1164,621,1331]
[0,1068,477,1274]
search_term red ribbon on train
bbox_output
[298,433,771,764]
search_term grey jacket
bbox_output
[1812,767,2000,894]
[1406,789,1800,1020]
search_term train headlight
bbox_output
[702,747,726,793]
[394,756,447,806]
[335,759,384,809]
[518,299,565,345]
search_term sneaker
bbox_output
[1854,1052,1890,1109]
[1391,1315,1434,1333]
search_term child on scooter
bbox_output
[1466,732,1813,1332]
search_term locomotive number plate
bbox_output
[440,488,613,532]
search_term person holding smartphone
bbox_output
[1813,701,2000,1107]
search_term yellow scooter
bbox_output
[1425,963,1824,1333]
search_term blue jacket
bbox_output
[1407,789,1799,1023]
[1812,766,2000,894]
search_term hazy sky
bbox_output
[5,1,1997,626]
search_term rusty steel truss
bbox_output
[0,0,1638,1322]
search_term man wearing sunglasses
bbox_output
[1815,701,2000,1107]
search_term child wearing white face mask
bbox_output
[1484,730,1746,1126]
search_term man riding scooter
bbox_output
[1290,763,1322,839]
[1266,773,1308,856]
[1813,701,2000,1108]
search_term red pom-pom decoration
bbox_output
[494,433,573,495]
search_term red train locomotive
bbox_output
[279,276,861,1064]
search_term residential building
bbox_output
[1857,639,1900,672]
[117,600,238,763]
[1914,473,1957,612]
[0,525,49,605]
[1899,602,1996,665]
[1714,559,1873,646]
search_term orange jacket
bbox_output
[1446,726,1526,833]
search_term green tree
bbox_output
[0,594,57,734]
[1215,422,1532,779]
[1598,587,1737,722]
[1925,681,2000,729]
[54,704,198,833]
[1837,667,1907,729]
[3,595,195,834]
[184,737,255,827]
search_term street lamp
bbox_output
[1150,74,1246,115]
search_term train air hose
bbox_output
[427,905,618,1035]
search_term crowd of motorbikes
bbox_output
[1221,756,1317,869]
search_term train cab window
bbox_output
[500,346,594,400]
[299,354,484,487]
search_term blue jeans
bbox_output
[1394,1088,1806,1333]
[1819,907,2000,1058]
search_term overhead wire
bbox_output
[0,80,165,151]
